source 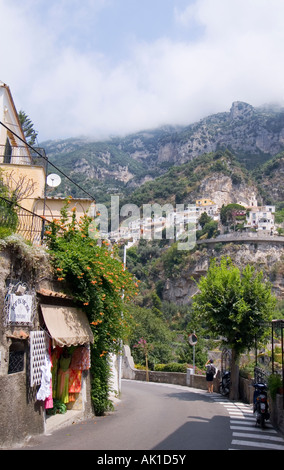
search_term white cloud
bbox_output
[1,0,284,141]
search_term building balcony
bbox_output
[0,145,47,170]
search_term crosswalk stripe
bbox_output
[225,407,253,412]
[230,419,259,425]
[233,432,284,441]
[230,416,255,421]
[213,395,284,450]
[231,439,284,450]
[230,425,277,433]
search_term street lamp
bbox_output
[188,333,198,373]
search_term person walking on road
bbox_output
[205,359,216,393]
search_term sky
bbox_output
[1,0,284,142]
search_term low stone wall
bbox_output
[198,233,284,246]
[133,369,187,386]
[124,366,220,391]
[239,376,254,404]
[188,371,220,392]
[270,394,284,435]
[122,345,219,391]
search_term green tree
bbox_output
[198,212,212,229]
[128,306,174,368]
[192,257,276,399]
[197,220,219,240]
[18,110,38,146]
[220,203,246,228]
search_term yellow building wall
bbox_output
[33,197,95,223]
[196,198,216,207]
[0,163,46,212]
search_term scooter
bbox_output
[253,382,270,429]
[219,371,230,396]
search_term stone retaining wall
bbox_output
[122,345,219,391]
[133,369,187,386]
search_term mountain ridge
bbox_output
[41,101,284,205]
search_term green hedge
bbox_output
[154,363,188,373]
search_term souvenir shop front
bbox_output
[37,302,94,424]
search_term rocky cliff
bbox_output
[154,102,284,169]
[254,154,284,203]
[198,173,258,208]
[126,149,260,209]
[162,240,284,306]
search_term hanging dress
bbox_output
[68,346,90,402]
[37,353,52,405]
[51,348,61,398]
[69,346,91,370]
[45,343,54,409]
[56,354,71,404]
[68,369,82,402]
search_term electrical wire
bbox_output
[0,120,96,201]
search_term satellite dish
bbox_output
[47,173,61,188]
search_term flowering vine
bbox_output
[45,199,138,414]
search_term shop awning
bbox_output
[40,304,94,347]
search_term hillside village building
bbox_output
[109,194,278,242]
[0,83,100,448]
[0,82,46,214]
[195,198,219,220]
[0,83,31,166]
[0,82,95,243]
[245,205,275,232]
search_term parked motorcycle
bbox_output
[219,371,230,396]
[253,382,270,429]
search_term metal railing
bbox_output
[0,145,47,170]
[254,319,284,408]
[0,196,45,244]
[0,121,96,201]
[254,366,269,384]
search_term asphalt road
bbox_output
[18,379,284,453]
[21,380,232,451]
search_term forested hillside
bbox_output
[42,101,284,206]
[40,102,284,369]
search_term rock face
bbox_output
[73,157,134,183]
[162,241,284,305]
[151,101,284,169]
[256,156,284,202]
[158,142,179,163]
[230,101,255,121]
[199,174,258,207]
